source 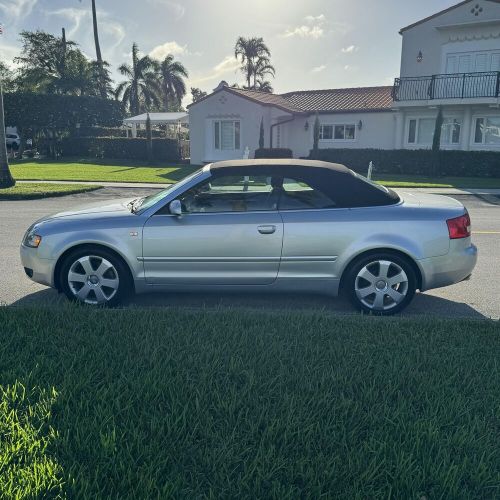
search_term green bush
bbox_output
[310,148,500,177]
[254,147,293,159]
[59,137,181,161]
[78,126,165,139]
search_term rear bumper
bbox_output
[418,242,478,291]
[20,245,55,287]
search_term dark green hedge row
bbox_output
[4,92,124,131]
[58,138,181,161]
[310,149,500,177]
[78,127,165,138]
[254,148,293,159]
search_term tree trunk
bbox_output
[0,82,15,188]
[91,0,107,99]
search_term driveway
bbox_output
[1,187,499,319]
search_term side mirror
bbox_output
[169,199,182,216]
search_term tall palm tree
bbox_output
[79,0,107,98]
[255,80,273,93]
[159,55,188,111]
[252,57,275,89]
[116,43,161,115]
[0,83,15,188]
[234,37,273,90]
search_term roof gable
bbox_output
[400,0,500,33]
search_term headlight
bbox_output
[24,230,42,248]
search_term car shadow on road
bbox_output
[10,288,487,319]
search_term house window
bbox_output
[441,118,461,145]
[407,117,461,145]
[474,117,500,145]
[319,125,333,140]
[320,124,355,141]
[214,120,240,150]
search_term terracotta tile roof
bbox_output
[188,84,395,114]
[225,87,305,113]
[281,86,394,113]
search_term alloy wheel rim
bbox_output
[354,259,409,311]
[68,255,119,305]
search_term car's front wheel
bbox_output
[345,253,417,315]
[60,248,131,306]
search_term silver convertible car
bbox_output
[20,159,477,315]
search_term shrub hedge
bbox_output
[59,137,181,161]
[78,127,165,139]
[310,149,500,177]
[254,148,293,159]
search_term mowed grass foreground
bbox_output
[10,159,198,184]
[10,158,500,188]
[1,307,499,498]
[0,182,99,200]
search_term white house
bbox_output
[188,0,500,164]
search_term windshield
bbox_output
[132,168,204,213]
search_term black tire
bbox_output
[344,252,417,316]
[59,247,133,307]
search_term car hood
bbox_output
[39,198,135,222]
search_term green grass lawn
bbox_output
[374,174,500,189]
[1,306,499,498]
[0,182,100,200]
[10,158,198,184]
[9,159,500,188]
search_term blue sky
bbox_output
[0,0,459,102]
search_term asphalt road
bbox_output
[1,187,499,319]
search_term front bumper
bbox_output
[418,241,478,291]
[20,245,56,287]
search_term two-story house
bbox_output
[188,0,500,164]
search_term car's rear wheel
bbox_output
[60,248,131,307]
[345,253,417,315]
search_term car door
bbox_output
[142,172,283,285]
[276,176,350,281]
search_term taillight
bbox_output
[447,212,471,239]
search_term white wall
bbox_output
[189,89,290,164]
[286,111,397,158]
[400,0,500,77]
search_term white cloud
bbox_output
[150,41,188,60]
[341,45,358,54]
[282,14,329,39]
[305,14,326,23]
[50,7,125,55]
[0,42,21,67]
[283,25,324,39]
[146,0,185,20]
[311,64,326,73]
[51,8,88,38]
[0,0,37,21]
[189,55,240,86]
[344,64,358,71]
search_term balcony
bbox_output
[392,71,500,102]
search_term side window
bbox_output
[177,174,275,213]
[278,177,337,210]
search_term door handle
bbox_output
[257,225,276,234]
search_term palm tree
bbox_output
[255,80,273,93]
[116,43,161,115]
[252,57,275,89]
[234,37,273,89]
[79,0,107,98]
[159,55,188,111]
[0,83,15,188]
